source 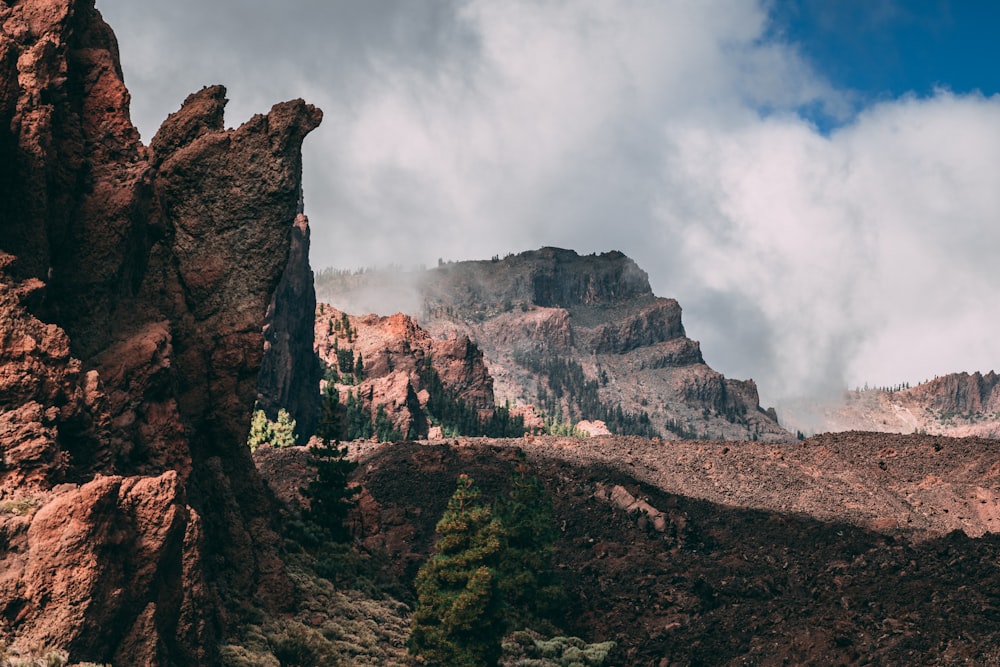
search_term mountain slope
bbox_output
[319,248,791,442]
[782,371,1000,438]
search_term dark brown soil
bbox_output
[342,436,1000,666]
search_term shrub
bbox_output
[0,496,40,516]
[500,630,616,666]
[247,407,297,452]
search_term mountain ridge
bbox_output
[318,247,792,442]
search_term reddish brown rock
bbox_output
[314,306,496,438]
[0,0,321,662]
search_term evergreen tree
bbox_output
[354,352,365,380]
[344,390,374,440]
[247,407,297,451]
[271,408,298,448]
[410,475,506,667]
[374,404,402,442]
[247,408,274,452]
[494,460,565,630]
[302,386,358,543]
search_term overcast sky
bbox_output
[96,0,1000,408]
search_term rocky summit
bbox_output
[319,247,792,442]
[1,0,320,662]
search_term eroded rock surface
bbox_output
[322,247,790,441]
[0,1,320,662]
[314,306,496,438]
[258,212,322,441]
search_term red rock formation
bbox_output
[0,1,321,662]
[314,306,496,438]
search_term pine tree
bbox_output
[494,460,565,630]
[247,408,274,452]
[247,407,297,451]
[303,386,358,543]
[410,475,506,667]
[271,408,298,448]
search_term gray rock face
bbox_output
[320,247,792,442]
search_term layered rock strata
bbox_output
[417,248,790,441]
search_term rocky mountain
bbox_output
[782,371,1000,438]
[0,1,320,662]
[313,305,521,440]
[256,430,1000,665]
[319,247,791,442]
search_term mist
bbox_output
[97,0,1000,408]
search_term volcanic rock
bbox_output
[319,247,790,441]
[0,1,321,662]
[314,306,496,438]
[258,212,322,440]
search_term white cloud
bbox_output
[96,0,1000,407]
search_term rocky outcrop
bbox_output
[0,1,321,662]
[314,306,496,438]
[781,371,1000,439]
[412,248,790,442]
[258,213,321,440]
[908,371,1000,415]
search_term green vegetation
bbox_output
[0,496,40,516]
[493,461,566,631]
[373,405,404,443]
[420,359,525,438]
[343,390,374,441]
[410,475,507,667]
[540,417,588,438]
[220,555,413,666]
[302,386,360,544]
[501,630,616,666]
[514,350,657,438]
[411,467,569,666]
[247,408,297,452]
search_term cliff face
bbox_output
[781,371,1000,439]
[314,306,496,438]
[418,248,789,442]
[0,1,321,663]
[258,213,322,440]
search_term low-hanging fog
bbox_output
[98,0,1000,410]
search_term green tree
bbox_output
[410,475,506,667]
[344,391,373,440]
[247,407,297,452]
[302,386,358,543]
[354,352,365,380]
[373,404,402,442]
[494,460,566,631]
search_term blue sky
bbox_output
[98,0,1000,408]
[772,1,1000,121]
